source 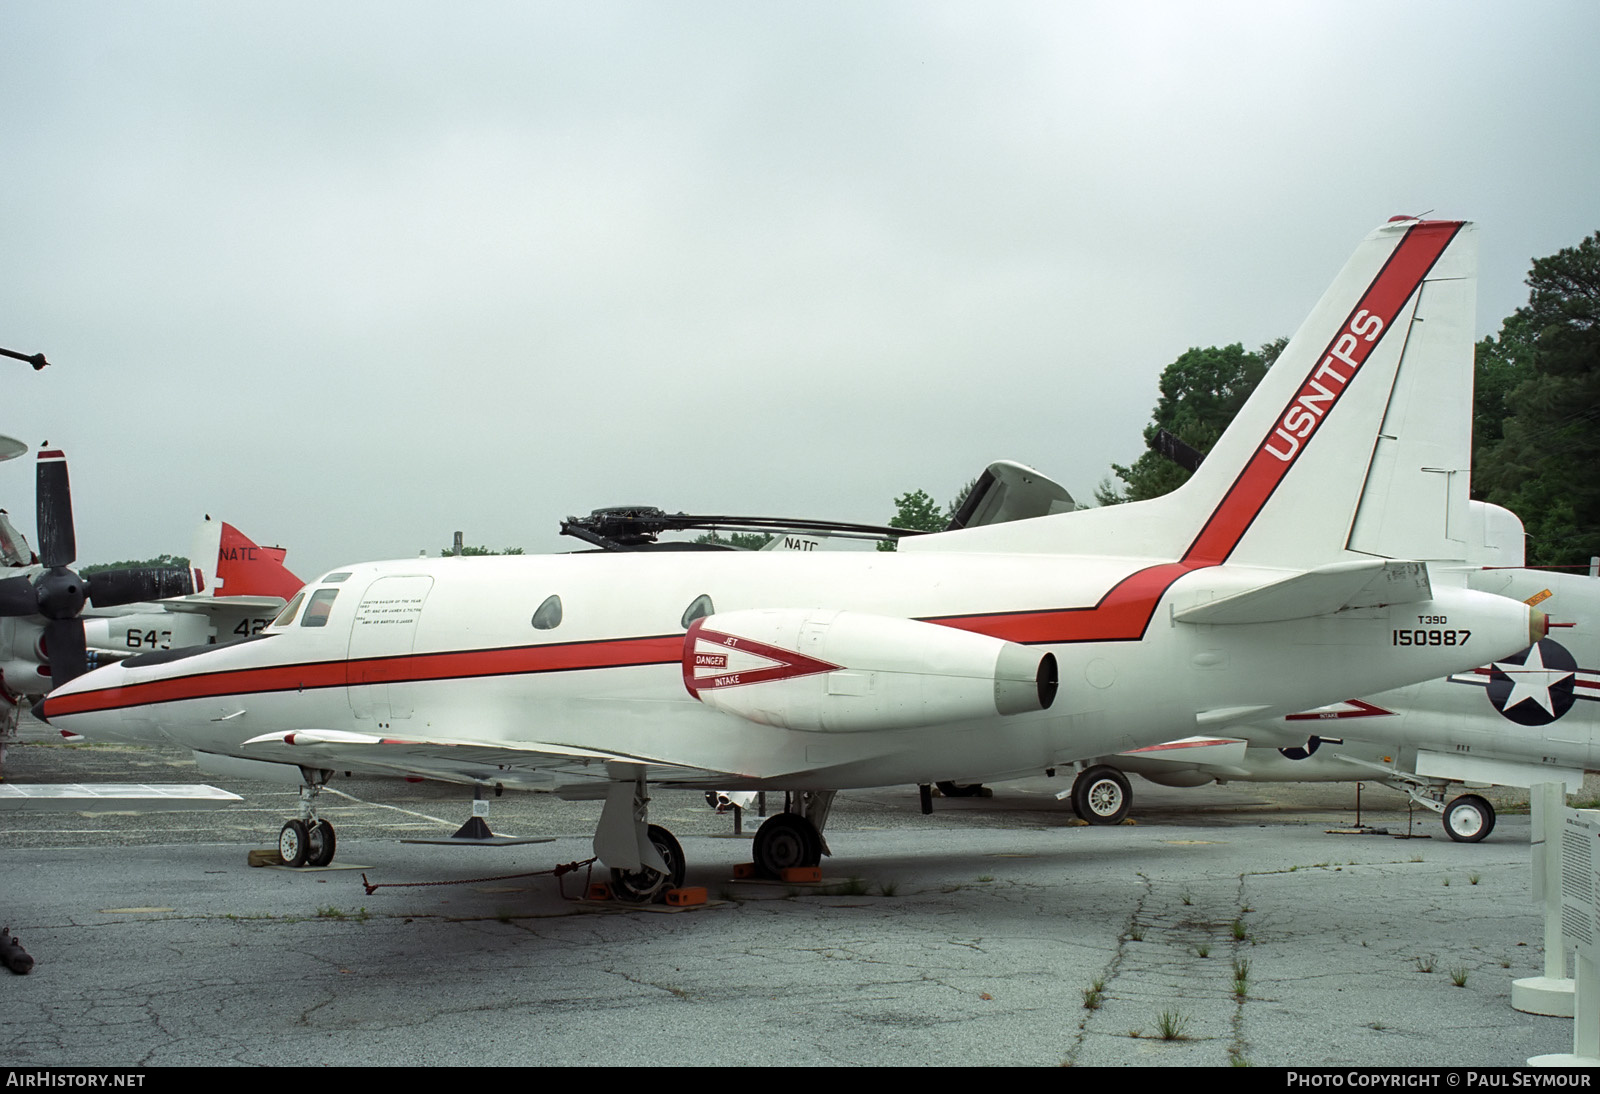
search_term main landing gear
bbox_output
[1383,773,1498,843]
[750,790,834,878]
[278,772,338,867]
[594,767,690,903]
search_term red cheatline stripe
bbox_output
[46,634,685,717]
[930,561,1200,642]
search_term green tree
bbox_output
[81,554,188,574]
[440,545,525,556]
[1099,339,1284,503]
[1475,231,1600,567]
[693,531,774,550]
[877,488,946,552]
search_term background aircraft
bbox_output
[0,449,300,774]
[37,218,1546,901]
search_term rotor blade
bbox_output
[36,449,76,568]
[45,617,87,689]
[86,567,195,608]
[0,574,38,616]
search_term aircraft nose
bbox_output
[31,696,51,724]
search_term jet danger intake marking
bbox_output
[681,619,841,697]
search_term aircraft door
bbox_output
[347,575,434,722]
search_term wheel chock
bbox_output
[665,887,707,907]
[780,867,822,883]
[586,882,614,901]
[732,863,758,879]
[247,849,282,867]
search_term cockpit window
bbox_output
[301,588,340,627]
[681,594,714,629]
[531,594,563,630]
[272,592,306,628]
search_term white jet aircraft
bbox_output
[37,218,1547,900]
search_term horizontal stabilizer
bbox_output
[0,783,242,812]
[1175,559,1431,625]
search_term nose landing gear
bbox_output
[278,774,337,867]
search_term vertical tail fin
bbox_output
[188,517,303,601]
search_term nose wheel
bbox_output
[279,819,309,867]
[278,779,338,867]
[1444,794,1495,843]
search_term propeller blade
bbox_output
[44,617,87,689]
[0,574,37,616]
[86,566,194,608]
[36,449,76,569]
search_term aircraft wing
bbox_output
[1174,559,1432,625]
[159,595,287,615]
[235,729,738,793]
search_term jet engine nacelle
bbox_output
[683,609,1058,732]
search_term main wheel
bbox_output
[610,824,686,904]
[1444,794,1495,843]
[752,812,821,877]
[306,820,337,867]
[1072,766,1132,825]
[279,819,309,867]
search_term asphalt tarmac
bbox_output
[0,717,1586,1067]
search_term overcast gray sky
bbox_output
[4,1,1597,580]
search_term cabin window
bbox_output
[301,588,340,628]
[532,594,563,630]
[271,592,305,628]
[681,594,714,629]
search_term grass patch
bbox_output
[1155,1009,1191,1041]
